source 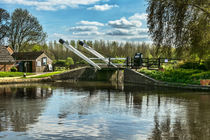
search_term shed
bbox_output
[12,52,53,72]
[0,46,15,71]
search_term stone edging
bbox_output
[0,77,52,84]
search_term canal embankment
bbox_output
[124,68,210,91]
[0,67,210,91]
[0,77,51,84]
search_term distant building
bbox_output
[0,46,15,71]
[12,51,53,72]
[0,46,53,72]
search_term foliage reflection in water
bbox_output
[0,82,210,140]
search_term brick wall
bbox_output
[0,64,14,72]
[35,53,53,72]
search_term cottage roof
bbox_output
[12,51,44,61]
[0,46,15,64]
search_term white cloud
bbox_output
[49,33,72,41]
[49,12,150,42]
[87,4,118,11]
[73,31,103,36]
[108,17,142,29]
[77,21,104,26]
[123,35,149,40]
[69,26,98,32]
[106,28,148,36]
[1,0,104,11]
[136,28,149,33]
[129,13,147,21]
[106,29,133,36]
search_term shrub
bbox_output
[54,60,66,66]
[139,68,205,85]
[191,71,210,80]
[76,60,88,64]
[204,59,210,70]
[65,57,74,66]
[112,59,125,64]
[178,61,207,70]
[10,66,17,72]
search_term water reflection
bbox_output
[0,82,210,140]
[0,85,52,132]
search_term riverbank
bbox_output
[124,68,210,91]
[0,68,210,91]
[0,77,51,84]
[138,68,210,85]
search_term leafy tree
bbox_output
[9,8,46,52]
[147,0,210,59]
[0,8,10,45]
[32,44,42,52]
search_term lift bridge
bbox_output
[59,39,179,70]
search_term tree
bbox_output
[9,8,46,52]
[0,8,10,45]
[147,0,210,59]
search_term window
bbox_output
[42,57,47,66]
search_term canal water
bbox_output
[0,82,210,140]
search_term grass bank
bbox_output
[0,72,34,77]
[138,68,210,85]
[29,71,64,78]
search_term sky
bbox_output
[0,0,151,43]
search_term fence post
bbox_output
[131,57,133,68]
[147,58,149,69]
[158,58,161,69]
[108,58,111,67]
[126,57,129,67]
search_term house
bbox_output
[0,46,15,71]
[0,45,53,72]
[12,51,53,72]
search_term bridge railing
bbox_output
[90,57,181,69]
[53,57,181,71]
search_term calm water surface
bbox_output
[0,82,210,140]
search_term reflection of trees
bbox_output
[0,86,52,132]
[56,83,210,139]
[186,95,210,140]
[148,92,210,140]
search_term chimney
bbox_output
[6,46,14,55]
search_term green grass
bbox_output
[138,68,210,85]
[30,71,64,78]
[0,72,34,77]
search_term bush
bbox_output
[54,60,66,66]
[76,60,88,64]
[112,59,125,64]
[191,71,210,80]
[10,66,17,72]
[204,59,210,70]
[139,68,204,85]
[178,61,207,70]
[65,57,74,66]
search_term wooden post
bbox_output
[131,58,133,68]
[126,57,129,67]
[158,58,161,69]
[4,64,6,71]
[108,58,111,67]
[147,58,149,69]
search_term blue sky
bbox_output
[0,0,151,43]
